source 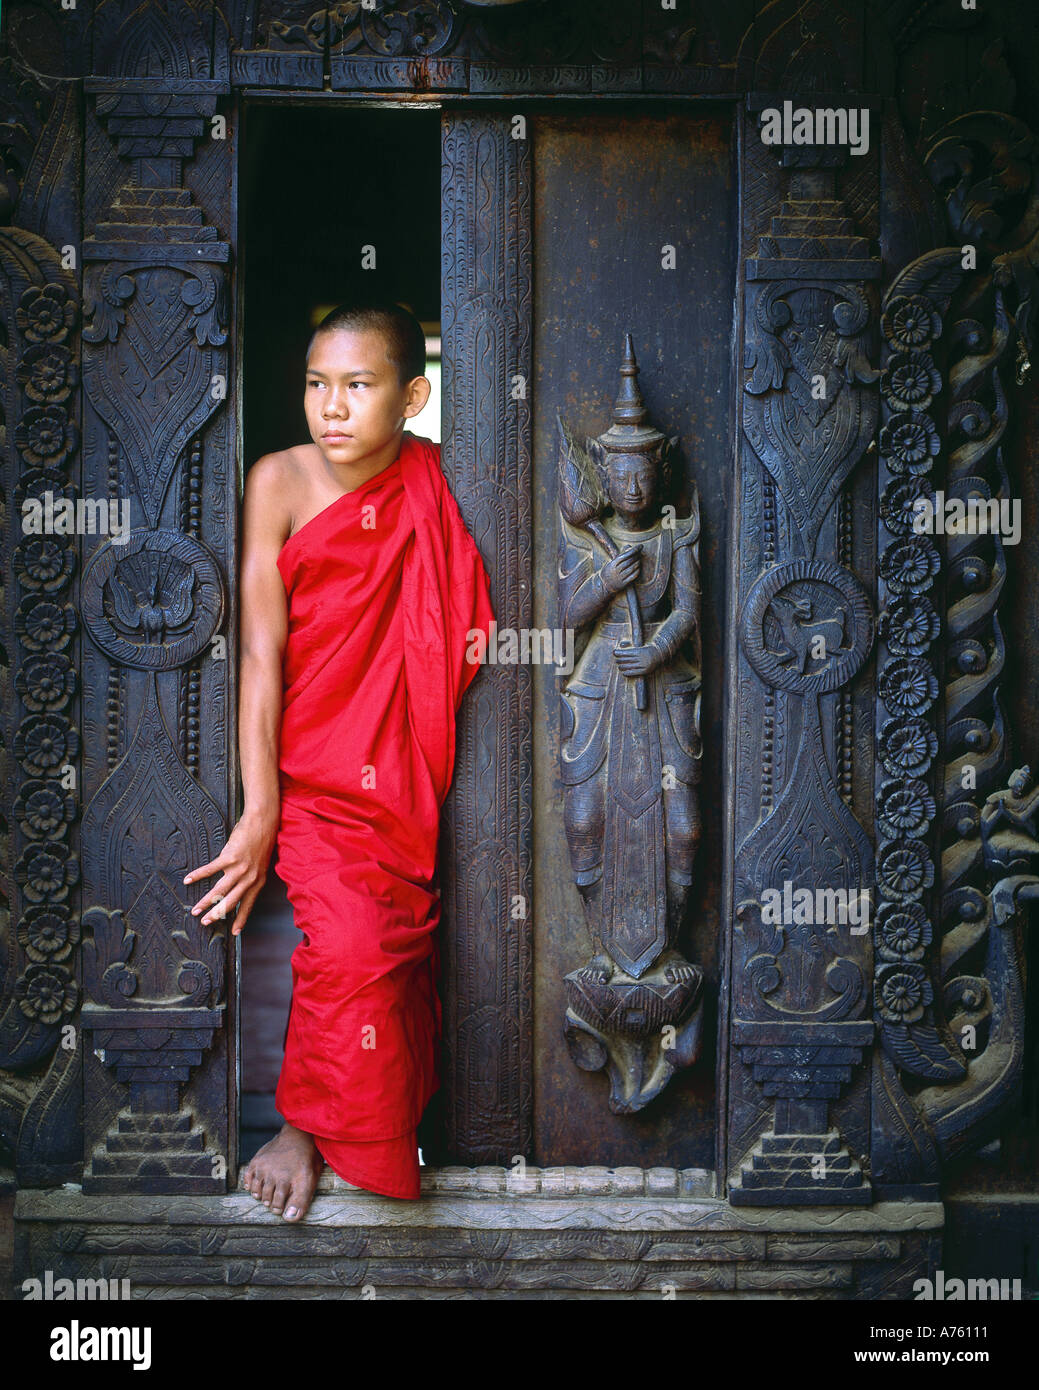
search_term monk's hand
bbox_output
[601,545,641,593]
[182,810,279,936]
[613,642,659,677]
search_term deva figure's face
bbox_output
[606,451,662,528]
[304,327,429,470]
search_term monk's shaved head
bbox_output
[306,299,426,388]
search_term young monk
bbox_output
[182,299,494,1222]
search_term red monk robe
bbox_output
[272,430,494,1198]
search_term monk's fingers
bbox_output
[209,877,258,927]
[182,855,226,886]
[191,871,241,922]
[230,886,262,938]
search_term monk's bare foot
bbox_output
[241,1122,324,1222]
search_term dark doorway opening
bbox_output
[236,102,442,1161]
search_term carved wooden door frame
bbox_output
[1,0,1034,1213]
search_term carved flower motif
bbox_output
[875,902,932,962]
[879,656,938,716]
[15,653,75,713]
[881,295,941,351]
[16,284,76,344]
[17,904,79,964]
[14,779,76,840]
[878,839,935,902]
[15,597,76,653]
[14,714,79,777]
[885,351,942,412]
[13,406,78,469]
[880,537,940,595]
[15,842,80,904]
[14,963,78,1024]
[875,963,932,1024]
[879,716,938,778]
[879,413,940,475]
[881,598,940,657]
[878,778,936,839]
[16,534,76,592]
[880,477,936,536]
[15,343,78,404]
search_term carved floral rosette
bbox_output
[0,69,84,1184]
[873,253,966,1087]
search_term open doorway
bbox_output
[236,101,442,1162]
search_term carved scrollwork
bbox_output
[869,64,1038,1182]
[82,264,229,529]
[329,0,463,55]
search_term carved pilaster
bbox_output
[727,93,882,1204]
[439,112,533,1162]
[76,0,235,1192]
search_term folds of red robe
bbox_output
[272,430,495,1199]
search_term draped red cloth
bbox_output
[272,431,494,1198]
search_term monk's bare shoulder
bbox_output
[243,446,317,551]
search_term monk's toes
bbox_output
[283,1171,316,1223]
[270,1181,290,1216]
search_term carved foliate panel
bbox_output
[74,0,236,1192]
[725,0,1036,1204]
[728,90,881,1204]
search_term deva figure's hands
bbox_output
[613,642,661,677]
[601,545,641,593]
[182,809,279,936]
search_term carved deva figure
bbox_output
[557,334,705,1113]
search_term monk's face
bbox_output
[304,327,428,467]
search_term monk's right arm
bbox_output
[237,456,289,824]
[183,455,289,933]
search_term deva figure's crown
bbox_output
[595,333,668,457]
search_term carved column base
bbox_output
[82,1006,224,1194]
[84,1108,222,1194]
[730,1129,871,1206]
[731,1020,873,1206]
